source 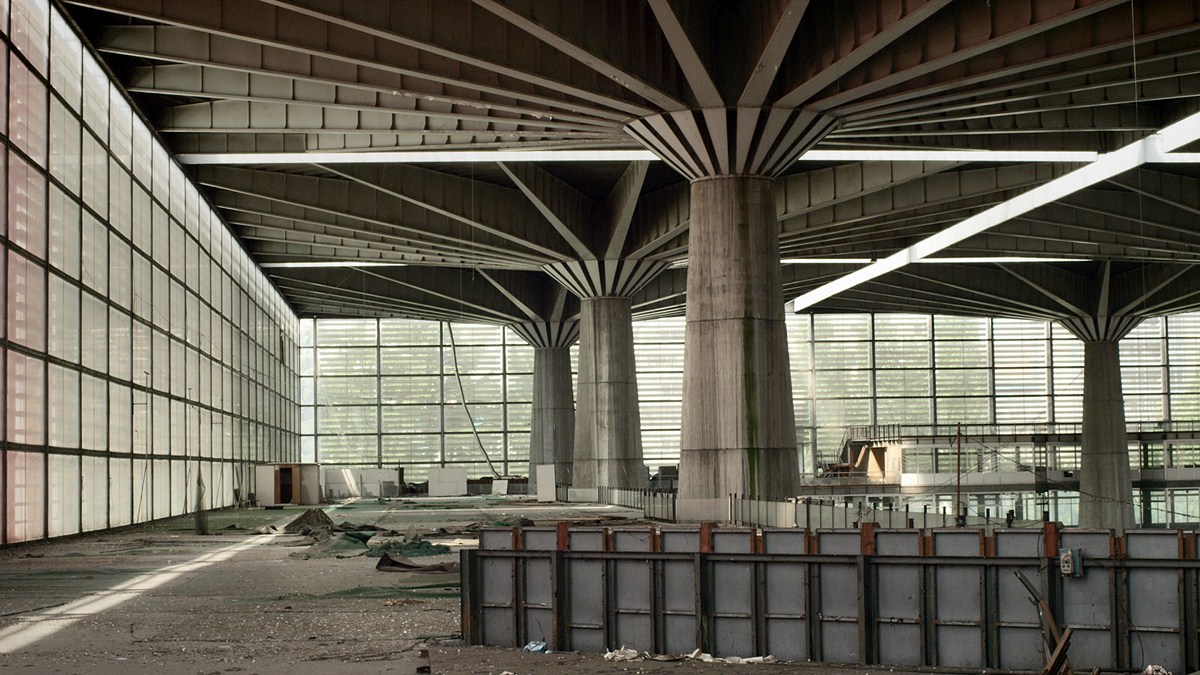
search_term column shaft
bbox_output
[1079,340,1135,530]
[679,176,800,500]
[573,296,645,489]
[529,346,574,488]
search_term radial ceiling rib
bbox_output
[775,0,952,108]
[496,162,594,260]
[318,164,575,262]
[470,0,681,112]
[67,0,640,123]
[646,0,722,108]
[810,0,1128,112]
[834,12,1200,119]
[98,26,626,126]
[602,161,650,259]
[254,0,651,118]
[737,0,810,107]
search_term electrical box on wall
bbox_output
[1058,548,1083,577]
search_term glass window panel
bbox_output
[934,315,989,340]
[814,369,870,397]
[874,314,931,340]
[109,234,131,309]
[380,376,440,405]
[48,183,79,277]
[640,400,681,429]
[7,351,45,444]
[108,85,132,167]
[132,115,151,188]
[1126,394,1164,422]
[935,341,988,369]
[444,403,503,432]
[317,405,377,434]
[814,341,870,369]
[47,362,78,448]
[49,96,80,193]
[1121,338,1164,366]
[875,397,932,425]
[11,0,48,72]
[442,375,502,403]
[875,369,931,396]
[132,251,151,320]
[49,8,81,109]
[381,434,440,465]
[506,374,533,402]
[317,435,377,464]
[380,404,441,433]
[1053,367,1084,397]
[380,347,438,374]
[81,212,106,293]
[47,272,78,363]
[633,343,685,371]
[6,450,46,542]
[1122,366,1164,395]
[8,250,45,351]
[995,396,1049,424]
[80,373,106,451]
[81,455,107,532]
[8,150,47,258]
[444,433,504,463]
[936,368,990,394]
[935,397,991,425]
[81,131,107,217]
[994,368,1048,396]
[315,376,377,405]
[507,404,531,431]
[318,347,377,376]
[81,49,108,139]
[874,340,931,368]
[505,344,533,373]
[318,319,377,345]
[80,291,107,373]
[994,340,1047,368]
[443,345,502,373]
[813,314,870,341]
[108,161,131,238]
[151,329,169,392]
[109,307,131,382]
[9,55,47,166]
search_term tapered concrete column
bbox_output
[678,176,800,500]
[1079,339,1135,531]
[544,259,666,490]
[573,297,644,488]
[510,321,579,490]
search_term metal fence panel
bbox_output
[1061,530,1118,671]
[874,531,922,666]
[932,531,985,668]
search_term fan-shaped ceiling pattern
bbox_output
[62,0,1200,323]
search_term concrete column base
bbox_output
[529,346,574,488]
[1079,339,1135,531]
[573,296,645,489]
[679,176,800,500]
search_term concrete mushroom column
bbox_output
[545,259,666,490]
[1061,313,1141,531]
[510,321,579,490]
[626,108,838,509]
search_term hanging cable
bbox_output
[446,322,502,478]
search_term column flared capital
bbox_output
[543,258,667,300]
[509,321,580,350]
[624,107,840,181]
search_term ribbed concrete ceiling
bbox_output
[62,0,1200,324]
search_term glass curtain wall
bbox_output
[300,313,1199,481]
[300,319,534,481]
[2,0,299,544]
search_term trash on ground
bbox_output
[366,538,451,558]
[603,647,777,664]
[283,508,335,534]
[375,554,460,573]
[1142,666,1171,675]
[289,532,369,559]
[522,640,550,653]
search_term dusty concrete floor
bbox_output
[0,497,637,674]
[0,498,929,675]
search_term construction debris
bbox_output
[375,554,460,573]
[283,508,335,534]
[602,647,777,664]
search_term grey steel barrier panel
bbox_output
[660,528,700,654]
[565,529,607,651]
[761,530,810,661]
[1060,530,1118,672]
[873,530,923,667]
[710,529,755,657]
[816,530,862,663]
[1124,531,1185,673]
[520,528,557,647]
[611,529,655,652]
[931,530,986,669]
[991,529,1047,671]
